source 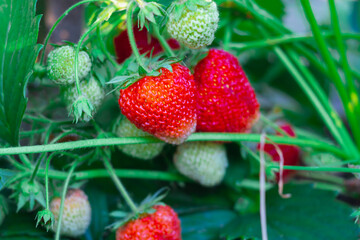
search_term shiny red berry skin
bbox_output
[258,123,301,182]
[114,25,180,63]
[119,63,197,144]
[194,49,260,133]
[116,205,182,240]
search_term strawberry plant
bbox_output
[1,0,360,239]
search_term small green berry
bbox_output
[173,142,228,187]
[114,117,165,160]
[167,0,219,49]
[47,46,92,85]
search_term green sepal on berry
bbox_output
[137,1,164,31]
[35,209,55,231]
[71,96,95,123]
[167,0,211,22]
[107,54,181,90]
[10,179,46,212]
[166,0,219,49]
[47,45,92,85]
[109,188,168,230]
[62,77,105,122]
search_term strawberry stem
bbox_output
[328,0,360,150]
[103,157,138,213]
[74,21,102,95]
[152,24,176,57]
[0,133,349,159]
[55,159,80,240]
[36,168,188,182]
[300,0,360,152]
[40,0,99,64]
[126,1,149,73]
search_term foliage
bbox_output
[1,0,360,239]
[0,0,42,146]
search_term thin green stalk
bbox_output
[269,165,360,173]
[127,1,148,72]
[223,11,233,52]
[242,0,357,155]
[40,0,100,64]
[328,0,357,93]
[234,0,360,83]
[74,21,103,95]
[55,160,79,240]
[103,157,138,213]
[4,156,27,170]
[328,0,360,149]
[96,26,118,68]
[300,0,359,145]
[45,154,53,210]
[230,32,360,52]
[37,168,188,182]
[271,46,350,155]
[286,49,358,156]
[19,154,32,168]
[20,129,47,137]
[152,24,176,57]
[29,155,45,183]
[236,0,358,154]
[0,133,348,158]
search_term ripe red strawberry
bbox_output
[119,63,197,144]
[194,49,260,133]
[257,123,301,182]
[114,25,180,63]
[116,204,181,240]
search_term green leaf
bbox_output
[0,168,16,190]
[181,210,237,240]
[221,184,360,240]
[0,0,42,146]
[87,188,109,240]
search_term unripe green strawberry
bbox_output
[114,117,165,160]
[62,77,105,122]
[173,142,228,187]
[50,189,91,237]
[167,0,219,49]
[47,46,92,85]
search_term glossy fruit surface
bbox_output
[119,63,197,144]
[116,205,181,240]
[194,49,260,133]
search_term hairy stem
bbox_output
[0,133,348,158]
[103,157,138,212]
[55,160,79,240]
[40,0,100,64]
[126,1,148,72]
[152,24,176,57]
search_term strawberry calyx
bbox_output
[136,1,165,30]
[109,187,169,230]
[166,0,211,23]
[35,209,55,231]
[107,54,182,90]
[9,179,46,212]
[71,95,95,123]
